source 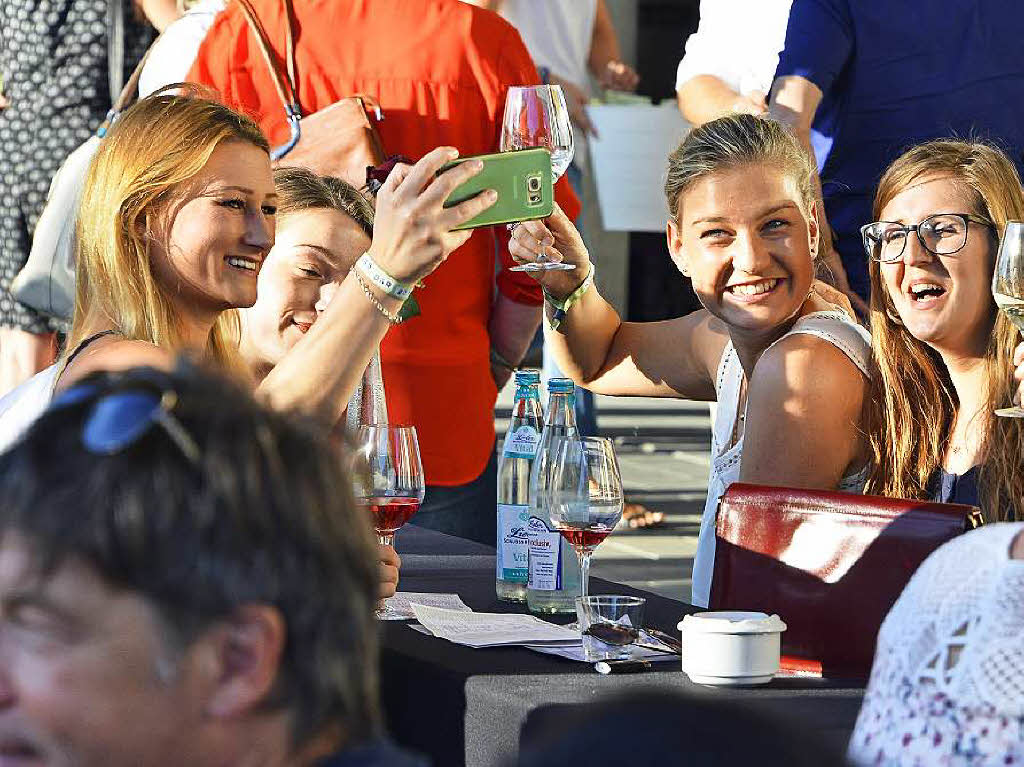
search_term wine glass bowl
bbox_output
[993,221,1024,417]
[548,436,624,597]
[352,424,425,546]
[502,84,576,273]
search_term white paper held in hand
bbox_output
[379,592,472,621]
[411,604,580,648]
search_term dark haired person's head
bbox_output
[0,364,380,766]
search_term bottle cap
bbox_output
[514,369,541,385]
[547,377,575,393]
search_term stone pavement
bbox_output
[496,382,712,604]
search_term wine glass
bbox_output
[352,424,425,547]
[501,85,576,273]
[548,436,624,597]
[993,221,1024,417]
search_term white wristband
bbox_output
[355,253,414,300]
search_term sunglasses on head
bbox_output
[52,377,201,463]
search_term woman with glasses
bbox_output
[849,140,1024,767]
[861,139,1024,518]
[509,113,872,608]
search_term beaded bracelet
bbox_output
[353,270,403,324]
[355,252,414,300]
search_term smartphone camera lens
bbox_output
[527,174,542,193]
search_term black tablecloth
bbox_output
[382,525,865,767]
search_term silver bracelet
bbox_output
[355,252,414,301]
[353,270,403,324]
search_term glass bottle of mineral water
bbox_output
[527,378,582,614]
[496,370,543,602]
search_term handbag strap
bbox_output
[98,31,159,137]
[106,0,126,106]
[235,0,384,159]
[236,0,302,117]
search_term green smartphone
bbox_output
[440,147,553,230]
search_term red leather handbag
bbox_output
[709,483,983,679]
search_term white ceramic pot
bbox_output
[677,611,787,686]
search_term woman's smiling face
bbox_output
[877,174,997,355]
[242,207,371,367]
[667,162,818,335]
[148,140,277,313]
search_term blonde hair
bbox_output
[865,139,1024,521]
[664,113,816,222]
[67,93,270,375]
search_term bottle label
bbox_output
[496,504,530,581]
[527,515,562,591]
[503,425,540,459]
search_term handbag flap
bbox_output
[710,483,981,678]
[283,99,386,187]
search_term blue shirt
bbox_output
[776,0,1024,300]
[318,739,429,767]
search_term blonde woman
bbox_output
[863,140,1024,519]
[0,92,493,599]
[54,93,491,414]
[509,113,871,607]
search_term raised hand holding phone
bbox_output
[369,146,496,284]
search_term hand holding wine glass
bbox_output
[507,202,592,298]
[548,436,624,598]
[501,84,576,273]
[993,221,1024,416]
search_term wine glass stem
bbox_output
[576,547,591,599]
[378,532,395,547]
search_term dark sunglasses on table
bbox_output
[860,212,996,263]
[51,379,201,463]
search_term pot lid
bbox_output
[677,611,787,635]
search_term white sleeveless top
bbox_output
[848,522,1024,766]
[691,310,872,607]
[0,350,388,454]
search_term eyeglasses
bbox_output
[52,379,200,463]
[860,212,995,263]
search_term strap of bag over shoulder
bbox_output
[107,0,126,106]
[99,27,160,137]
[236,0,302,158]
[235,0,384,160]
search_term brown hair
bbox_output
[865,139,1024,521]
[664,113,816,222]
[68,92,270,374]
[273,166,375,237]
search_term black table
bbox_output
[382,525,865,767]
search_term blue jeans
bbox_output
[542,162,598,437]
[413,447,497,545]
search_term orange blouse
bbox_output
[188,0,579,485]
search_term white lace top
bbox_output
[691,310,872,607]
[848,522,1024,767]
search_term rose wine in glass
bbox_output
[548,436,623,598]
[353,424,425,546]
[993,221,1024,417]
[501,84,576,273]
